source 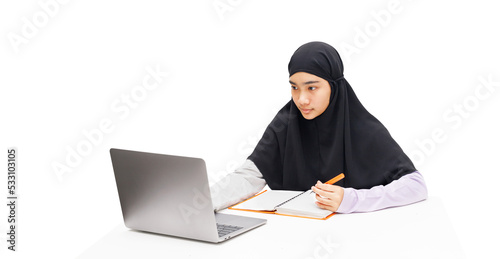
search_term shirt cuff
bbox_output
[336,187,358,213]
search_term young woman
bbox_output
[211,41,427,213]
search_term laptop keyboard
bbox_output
[217,223,243,237]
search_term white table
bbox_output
[78,197,465,258]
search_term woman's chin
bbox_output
[301,112,317,120]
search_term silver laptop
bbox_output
[109,148,266,243]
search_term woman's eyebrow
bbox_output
[289,80,320,85]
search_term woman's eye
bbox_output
[309,87,317,91]
[291,85,298,90]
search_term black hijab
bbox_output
[248,41,416,191]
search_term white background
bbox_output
[1,0,499,258]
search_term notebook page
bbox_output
[276,191,332,218]
[231,190,302,211]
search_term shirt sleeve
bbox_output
[210,159,267,211]
[336,171,428,213]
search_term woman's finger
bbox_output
[315,201,335,211]
[315,181,338,192]
[312,186,334,199]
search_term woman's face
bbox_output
[289,72,331,120]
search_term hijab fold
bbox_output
[248,41,416,191]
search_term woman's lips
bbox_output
[301,108,313,114]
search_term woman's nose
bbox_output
[299,93,310,106]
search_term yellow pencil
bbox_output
[324,173,345,185]
[310,173,345,194]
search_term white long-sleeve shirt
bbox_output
[210,159,428,213]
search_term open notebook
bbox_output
[229,190,335,220]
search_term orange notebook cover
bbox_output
[228,190,336,220]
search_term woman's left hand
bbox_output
[311,181,344,212]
